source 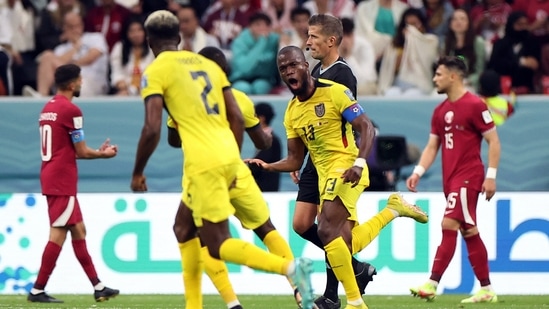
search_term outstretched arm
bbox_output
[406,135,441,192]
[247,137,305,172]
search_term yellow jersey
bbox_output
[232,88,260,129]
[283,79,367,184]
[141,50,240,175]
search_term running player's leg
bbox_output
[317,176,366,309]
[28,195,70,303]
[194,163,314,308]
[459,188,496,303]
[173,199,204,309]
[296,159,376,308]
[410,189,462,301]
[69,208,119,302]
[231,164,300,306]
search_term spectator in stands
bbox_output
[165,0,211,19]
[339,18,378,95]
[513,0,549,44]
[378,8,439,96]
[488,11,540,94]
[230,12,279,94]
[278,7,318,70]
[5,0,38,96]
[25,12,108,96]
[109,14,154,96]
[478,69,516,126]
[470,0,512,57]
[354,0,409,60]
[263,0,296,33]
[301,0,355,19]
[35,0,87,54]
[442,8,486,92]
[85,0,131,52]
[203,0,249,59]
[421,0,454,45]
[250,102,281,192]
[177,4,220,52]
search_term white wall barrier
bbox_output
[1,192,548,295]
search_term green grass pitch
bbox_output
[1,295,549,309]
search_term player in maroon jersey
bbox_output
[406,56,501,304]
[29,64,119,303]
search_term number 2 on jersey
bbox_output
[40,124,52,161]
[190,71,219,115]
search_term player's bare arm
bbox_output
[482,129,501,201]
[167,127,181,148]
[223,88,245,151]
[74,138,117,159]
[342,114,375,187]
[131,95,164,192]
[246,137,305,172]
[406,135,441,192]
[246,125,273,150]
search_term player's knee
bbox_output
[292,218,310,235]
[461,226,479,238]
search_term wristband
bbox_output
[353,158,366,168]
[486,167,497,179]
[413,165,426,177]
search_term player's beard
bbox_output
[73,88,81,97]
[436,85,448,94]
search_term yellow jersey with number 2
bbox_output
[141,50,241,176]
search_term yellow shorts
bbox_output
[229,162,270,230]
[319,168,370,223]
[182,163,239,227]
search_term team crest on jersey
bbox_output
[315,103,325,117]
[444,111,454,124]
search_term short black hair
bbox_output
[479,69,502,97]
[144,10,180,42]
[255,102,275,125]
[341,17,354,36]
[199,46,230,75]
[249,12,272,26]
[54,64,81,89]
[290,7,311,21]
[437,55,468,78]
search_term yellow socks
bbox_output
[325,237,362,304]
[263,230,294,260]
[351,208,395,254]
[179,238,203,309]
[219,238,290,275]
[201,246,239,307]
[263,230,296,290]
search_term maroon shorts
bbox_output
[46,195,83,227]
[443,187,480,228]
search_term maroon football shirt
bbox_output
[430,92,496,193]
[39,95,83,196]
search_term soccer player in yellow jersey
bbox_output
[247,46,429,309]
[130,11,314,309]
[168,46,303,309]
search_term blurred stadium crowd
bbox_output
[0,0,546,97]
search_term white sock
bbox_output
[94,282,105,291]
[286,260,296,277]
[481,285,494,292]
[427,279,439,288]
[227,300,241,308]
[30,288,44,295]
